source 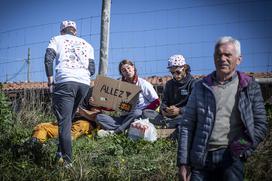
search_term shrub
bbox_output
[0,92,13,133]
[245,104,272,181]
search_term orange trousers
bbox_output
[32,119,94,143]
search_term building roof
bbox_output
[1,82,48,91]
[1,72,272,91]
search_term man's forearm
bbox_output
[88,59,95,76]
[78,107,100,120]
[44,48,56,77]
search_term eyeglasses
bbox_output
[170,70,183,75]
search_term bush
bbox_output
[245,104,272,181]
[0,92,13,133]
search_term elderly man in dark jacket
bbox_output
[177,36,267,181]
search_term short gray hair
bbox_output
[214,36,241,56]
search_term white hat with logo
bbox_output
[167,54,186,68]
[60,20,77,32]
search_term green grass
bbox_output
[0,92,271,181]
[0,128,178,181]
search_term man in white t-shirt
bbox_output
[44,20,95,165]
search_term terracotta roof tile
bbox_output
[144,72,272,85]
[1,72,271,91]
[1,82,48,91]
[246,72,272,78]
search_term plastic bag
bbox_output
[128,118,157,142]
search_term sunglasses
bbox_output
[170,70,183,75]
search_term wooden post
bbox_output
[99,0,111,76]
[27,48,30,82]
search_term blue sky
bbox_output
[0,0,271,82]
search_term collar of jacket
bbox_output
[203,71,252,89]
[173,73,193,85]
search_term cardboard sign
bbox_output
[92,75,141,112]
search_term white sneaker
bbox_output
[97,129,114,138]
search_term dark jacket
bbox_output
[177,71,267,168]
[161,74,196,115]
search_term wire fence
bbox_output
[0,0,272,83]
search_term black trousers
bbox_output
[53,81,89,162]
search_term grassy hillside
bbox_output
[0,92,271,181]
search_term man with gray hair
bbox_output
[44,20,95,166]
[177,36,267,180]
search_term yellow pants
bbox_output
[32,119,94,143]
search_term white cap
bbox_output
[167,54,186,68]
[60,20,77,32]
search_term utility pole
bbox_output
[99,0,111,76]
[27,48,30,82]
